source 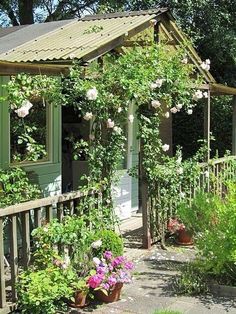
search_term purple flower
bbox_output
[104,251,113,260]
[87,274,104,289]
[112,256,125,268]
[96,265,108,275]
[107,275,117,286]
[102,283,110,291]
[124,261,134,270]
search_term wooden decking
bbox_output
[119,213,143,249]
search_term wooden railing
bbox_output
[149,156,236,244]
[0,188,102,314]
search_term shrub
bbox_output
[17,266,74,314]
[90,229,123,258]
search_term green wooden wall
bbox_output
[0,76,62,196]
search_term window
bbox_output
[10,99,50,164]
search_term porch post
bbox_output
[204,89,211,161]
[139,138,151,249]
[232,96,236,155]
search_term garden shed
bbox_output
[0,7,236,223]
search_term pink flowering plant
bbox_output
[167,218,185,234]
[87,251,134,295]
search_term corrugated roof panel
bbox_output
[0,19,75,54]
[0,14,157,62]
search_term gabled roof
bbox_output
[0,8,235,96]
[0,8,167,64]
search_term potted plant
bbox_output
[68,279,90,308]
[87,251,134,303]
[167,217,193,245]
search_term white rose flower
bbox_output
[43,227,48,232]
[117,107,122,113]
[151,100,161,109]
[176,156,182,164]
[193,90,203,101]
[162,144,170,152]
[170,107,178,114]
[176,167,183,175]
[113,126,122,134]
[128,114,134,123]
[91,240,102,249]
[93,257,101,265]
[86,87,98,100]
[204,170,210,178]
[107,119,115,128]
[164,112,170,118]
[187,109,193,115]
[200,59,210,71]
[150,82,158,90]
[83,112,93,121]
[176,103,183,110]
[205,59,211,65]
[179,192,185,198]
[155,79,164,88]
[203,91,208,98]
[15,100,33,118]
[181,57,188,64]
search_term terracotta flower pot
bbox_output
[68,290,89,308]
[94,283,123,303]
[176,229,193,245]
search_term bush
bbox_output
[90,229,123,258]
[17,267,74,314]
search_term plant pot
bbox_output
[68,290,89,308]
[94,283,123,303]
[176,229,193,245]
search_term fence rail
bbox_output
[149,155,236,244]
[0,188,102,313]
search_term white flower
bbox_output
[176,156,182,164]
[187,109,193,115]
[164,112,170,118]
[15,100,33,118]
[180,192,185,198]
[204,170,210,178]
[150,82,158,90]
[107,119,115,128]
[43,227,48,232]
[193,90,203,101]
[170,107,178,114]
[176,103,183,110]
[117,107,122,113]
[113,126,122,134]
[200,59,210,71]
[128,114,134,123]
[83,112,93,121]
[155,79,164,88]
[93,257,101,265]
[89,134,95,141]
[151,100,161,109]
[162,144,170,152]
[86,87,98,100]
[91,240,102,249]
[203,91,208,98]
[176,167,183,175]
[181,57,188,64]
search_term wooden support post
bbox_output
[0,218,6,308]
[139,139,151,249]
[9,215,18,302]
[204,90,211,162]
[232,96,236,155]
[21,212,31,269]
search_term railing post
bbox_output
[0,218,6,308]
[232,95,236,155]
[9,215,18,302]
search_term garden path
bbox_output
[69,215,236,314]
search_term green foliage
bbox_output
[195,183,236,280]
[17,266,74,314]
[89,229,123,258]
[174,262,208,296]
[176,191,220,233]
[0,167,41,208]
[153,310,183,314]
